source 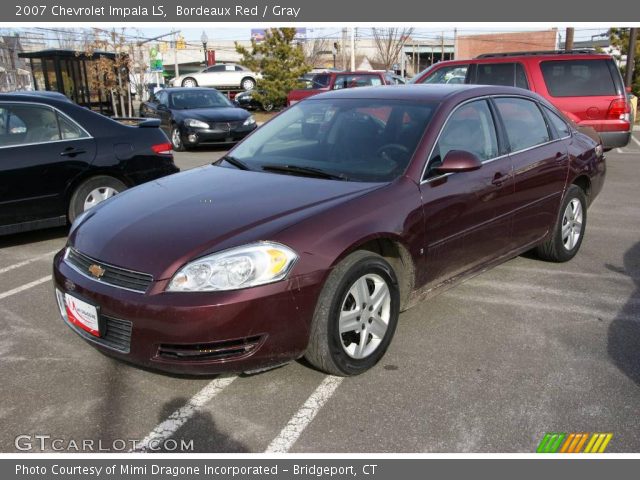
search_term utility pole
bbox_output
[350,27,356,71]
[173,30,180,79]
[441,31,445,62]
[625,28,637,89]
[341,28,348,70]
[565,27,574,51]
[453,28,458,60]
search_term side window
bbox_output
[156,91,168,106]
[332,75,380,90]
[494,97,550,151]
[57,113,88,140]
[206,65,225,73]
[421,65,469,84]
[426,100,498,178]
[234,66,244,71]
[0,104,60,147]
[544,107,571,138]
[515,63,529,89]
[312,74,331,88]
[477,63,516,87]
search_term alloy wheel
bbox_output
[339,273,391,359]
[561,198,583,250]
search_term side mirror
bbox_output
[435,150,482,173]
[157,103,168,111]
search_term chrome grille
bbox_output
[210,120,243,131]
[65,248,153,293]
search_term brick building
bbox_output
[456,30,559,60]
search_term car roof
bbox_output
[308,84,540,103]
[0,92,75,107]
[162,87,221,94]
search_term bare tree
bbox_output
[304,37,331,68]
[372,28,413,71]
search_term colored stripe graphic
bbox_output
[538,433,612,453]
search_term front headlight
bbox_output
[184,118,209,129]
[167,242,298,292]
[243,115,256,126]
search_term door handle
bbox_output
[491,172,509,186]
[60,147,86,157]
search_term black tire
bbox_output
[305,251,400,376]
[241,77,256,91]
[535,184,587,262]
[171,125,186,152]
[262,102,274,112]
[181,77,198,87]
[68,176,127,223]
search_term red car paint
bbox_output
[53,85,605,375]
[412,52,631,149]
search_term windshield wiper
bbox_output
[261,164,348,181]
[217,155,250,170]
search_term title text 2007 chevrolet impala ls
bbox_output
[53,85,605,376]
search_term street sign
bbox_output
[150,59,163,72]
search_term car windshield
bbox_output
[229,98,436,182]
[169,90,232,109]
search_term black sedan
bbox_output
[139,88,258,151]
[0,92,179,236]
[234,89,276,112]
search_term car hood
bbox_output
[70,166,382,280]
[173,107,249,122]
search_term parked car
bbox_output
[139,87,257,151]
[53,84,605,376]
[0,93,178,236]
[234,89,277,112]
[287,71,399,106]
[170,63,259,91]
[411,50,632,149]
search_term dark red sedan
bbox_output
[53,84,606,376]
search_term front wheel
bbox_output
[68,176,127,223]
[305,251,400,376]
[535,184,587,262]
[171,126,186,152]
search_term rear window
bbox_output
[540,59,618,97]
[333,75,383,89]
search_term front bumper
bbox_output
[52,249,323,375]
[180,124,256,146]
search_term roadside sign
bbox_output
[150,59,163,72]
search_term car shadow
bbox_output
[607,241,640,385]
[153,396,250,452]
[0,225,68,248]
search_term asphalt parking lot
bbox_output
[1,134,639,453]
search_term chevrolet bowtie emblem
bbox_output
[88,264,105,279]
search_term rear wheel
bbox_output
[68,176,127,223]
[241,77,256,91]
[181,77,198,87]
[262,102,274,112]
[535,184,587,262]
[305,251,400,376]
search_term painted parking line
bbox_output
[0,276,50,301]
[265,375,344,453]
[0,249,59,275]
[632,135,640,148]
[132,375,237,452]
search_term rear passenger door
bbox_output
[418,99,514,287]
[474,62,530,89]
[0,102,96,227]
[492,96,569,250]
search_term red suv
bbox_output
[287,71,403,106]
[411,51,631,149]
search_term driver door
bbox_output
[418,99,514,288]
